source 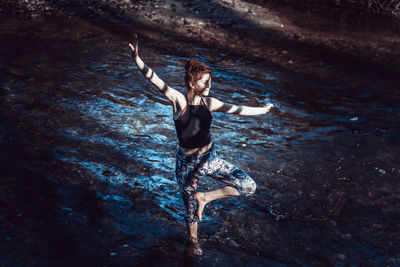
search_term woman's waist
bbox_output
[176,129,211,149]
[179,141,213,157]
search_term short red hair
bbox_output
[185,58,211,89]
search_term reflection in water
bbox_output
[1,18,399,266]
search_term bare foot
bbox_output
[186,236,202,256]
[195,192,207,221]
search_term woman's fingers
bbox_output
[131,34,139,46]
[129,34,139,57]
[264,103,274,113]
[128,42,138,57]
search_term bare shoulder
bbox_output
[164,85,184,101]
[168,89,187,115]
[203,96,223,111]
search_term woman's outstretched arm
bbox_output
[128,34,184,107]
[207,97,274,116]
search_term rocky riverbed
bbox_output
[2,0,400,74]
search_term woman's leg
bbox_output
[195,186,240,221]
[187,221,198,239]
[175,151,203,239]
[196,152,256,221]
[175,151,205,255]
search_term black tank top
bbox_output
[174,96,212,148]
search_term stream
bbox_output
[1,13,399,266]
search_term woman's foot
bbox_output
[187,236,202,256]
[195,192,207,221]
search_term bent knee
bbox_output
[241,178,256,196]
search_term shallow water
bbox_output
[1,15,399,266]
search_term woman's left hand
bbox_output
[264,103,274,114]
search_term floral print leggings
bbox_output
[175,145,256,225]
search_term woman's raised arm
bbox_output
[128,34,184,106]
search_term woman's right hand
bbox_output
[128,34,139,59]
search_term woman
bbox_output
[128,35,274,254]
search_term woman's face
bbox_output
[194,73,211,96]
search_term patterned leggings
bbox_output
[175,144,256,225]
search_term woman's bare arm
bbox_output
[207,97,274,116]
[128,34,185,108]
